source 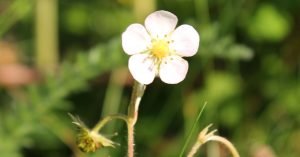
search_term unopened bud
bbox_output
[70,114,117,153]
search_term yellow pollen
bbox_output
[151,40,169,59]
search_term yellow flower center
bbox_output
[151,40,169,59]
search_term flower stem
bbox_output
[127,122,135,157]
[208,136,240,157]
[187,140,203,157]
[127,81,146,157]
[92,114,128,133]
[186,123,239,157]
[35,0,58,74]
[186,133,240,157]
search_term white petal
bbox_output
[159,56,188,84]
[170,24,200,57]
[122,24,151,55]
[128,54,156,85]
[145,10,178,38]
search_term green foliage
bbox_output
[63,4,91,34]
[0,0,299,157]
[246,4,292,42]
[200,24,253,61]
[0,38,124,156]
[0,0,32,37]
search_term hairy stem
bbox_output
[127,121,135,157]
[127,81,146,157]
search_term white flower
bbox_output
[122,10,200,85]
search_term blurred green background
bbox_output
[0,0,299,157]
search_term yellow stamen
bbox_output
[151,40,169,59]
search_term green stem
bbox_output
[194,0,210,25]
[127,81,146,157]
[127,81,146,123]
[101,68,126,132]
[35,0,58,74]
[179,102,207,157]
[92,114,128,133]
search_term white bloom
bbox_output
[122,10,200,84]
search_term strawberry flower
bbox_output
[122,10,200,84]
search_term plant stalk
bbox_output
[208,136,240,157]
[127,81,146,157]
[92,114,128,133]
[35,0,58,74]
[187,140,203,157]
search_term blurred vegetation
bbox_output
[0,0,299,157]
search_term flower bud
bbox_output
[70,114,116,153]
[76,127,116,152]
